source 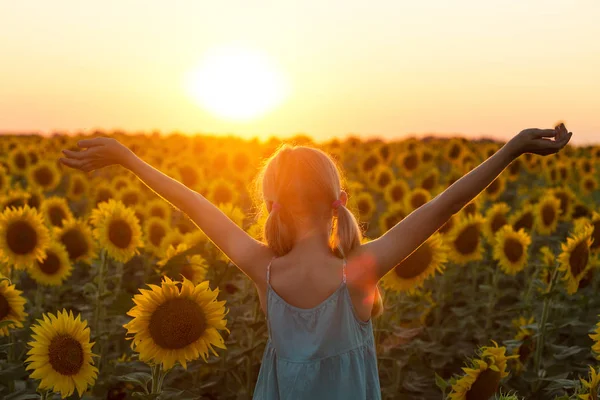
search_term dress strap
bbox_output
[342,258,347,283]
[266,256,276,284]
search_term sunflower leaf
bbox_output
[434,372,448,392]
[118,371,153,391]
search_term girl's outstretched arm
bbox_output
[353,124,573,282]
[60,137,273,283]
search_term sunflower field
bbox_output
[0,132,599,400]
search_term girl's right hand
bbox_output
[60,137,134,172]
[507,123,572,157]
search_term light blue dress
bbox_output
[253,257,382,400]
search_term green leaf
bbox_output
[118,371,152,390]
[435,372,448,392]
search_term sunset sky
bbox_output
[1,1,599,144]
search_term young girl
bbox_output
[60,124,572,399]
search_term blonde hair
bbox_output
[255,143,383,318]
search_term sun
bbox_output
[187,45,289,121]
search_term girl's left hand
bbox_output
[60,137,134,172]
[508,123,572,157]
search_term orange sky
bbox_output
[1,1,599,144]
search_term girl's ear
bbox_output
[340,190,348,207]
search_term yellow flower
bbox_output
[0,205,50,269]
[144,217,170,257]
[8,147,29,176]
[119,187,143,208]
[558,222,594,294]
[538,246,556,293]
[29,242,73,286]
[40,196,73,228]
[590,317,600,360]
[66,173,89,202]
[418,170,440,193]
[403,188,431,213]
[508,203,535,233]
[449,340,517,400]
[446,213,485,264]
[91,182,115,208]
[510,316,535,374]
[123,276,229,370]
[483,176,506,201]
[380,233,448,293]
[534,194,561,236]
[351,192,377,223]
[378,204,406,234]
[371,165,395,192]
[550,186,576,221]
[54,218,95,264]
[157,243,208,284]
[1,189,30,211]
[0,278,27,336]
[397,149,422,176]
[578,366,600,400]
[383,179,410,205]
[25,309,98,398]
[0,165,9,194]
[207,179,238,206]
[482,202,510,245]
[27,160,61,192]
[146,199,172,221]
[91,199,143,263]
[493,226,531,276]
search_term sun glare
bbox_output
[186,46,289,121]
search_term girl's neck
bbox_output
[290,225,333,256]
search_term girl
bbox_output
[60,124,572,399]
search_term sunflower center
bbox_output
[503,238,524,263]
[95,189,113,206]
[0,293,11,320]
[448,144,461,159]
[213,185,233,204]
[150,207,166,219]
[362,155,378,173]
[108,219,133,249]
[39,252,61,275]
[411,193,427,209]
[73,180,84,196]
[148,297,207,349]
[357,200,372,217]
[509,160,521,175]
[122,192,139,207]
[541,204,556,226]
[555,192,569,216]
[454,225,480,255]
[6,220,37,255]
[465,367,501,400]
[393,243,432,279]
[15,153,27,169]
[179,165,199,187]
[591,221,600,251]
[569,241,590,278]
[391,185,405,202]
[61,228,89,260]
[518,335,534,362]
[180,264,195,281]
[377,172,391,189]
[513,212,533,232]
[490,214,507,234]
[421,175,435,191]
[34,166,53,186]
[28,194,41,210]
[403,154,418,170]
[150,224,166,247]
[49,206,67,227]
[48,334,84,375]
[486,179,500,195]
[438,218,454,234]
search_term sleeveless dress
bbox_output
[252,257,382,400]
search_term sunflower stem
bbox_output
[533,260,561,389]
[151,363,163,394]
[39,390,51,400]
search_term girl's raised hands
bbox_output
[507,123,572,157]
[60,137,134,172]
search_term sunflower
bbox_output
[157,244,209,284]
[0,205,50,269]
[40,197,73,228]
[588,211,600,255]
[404,188,431,213]
[378,204,406,234]
[67,173,89,202]
[558,222,594,295]
[0,278,27,336]
[25,309,98,398]
[508,203,535,233]
[493,225,531,276]
[351,192,377,223]
[483,176,506,201]
[590,317,600,360]
[510,316,535,374]
[27,160,61,192]
[91,200,143,263]
[112,176,131,192]
[418,170,440,193]
[184,229,208,248]
[460,196,483,218]
[1,189,30,211]
[8,147,29,175]
[482,202,510,244]
[359,151,382,177]
[383,179,410,205]
[144,217,170,257]
[578,366,600,400]
[446,213,485,264]
[444,139,464,164]
[550,186,576,221]
[448,340,517,400]
[437,213,457,236]
[123,276,229,370]
[534,194,561,236]
[26,188,43,210]
[207,179,238,206]
[397,149,421,176]
[380,233,448,293]
[146,199,172,221]
[91,182,115,207]
[160,230,185,255]
[29,241,73,286]
[119,187,143,208]
[371,165,394,192]
[54,218,95,264]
